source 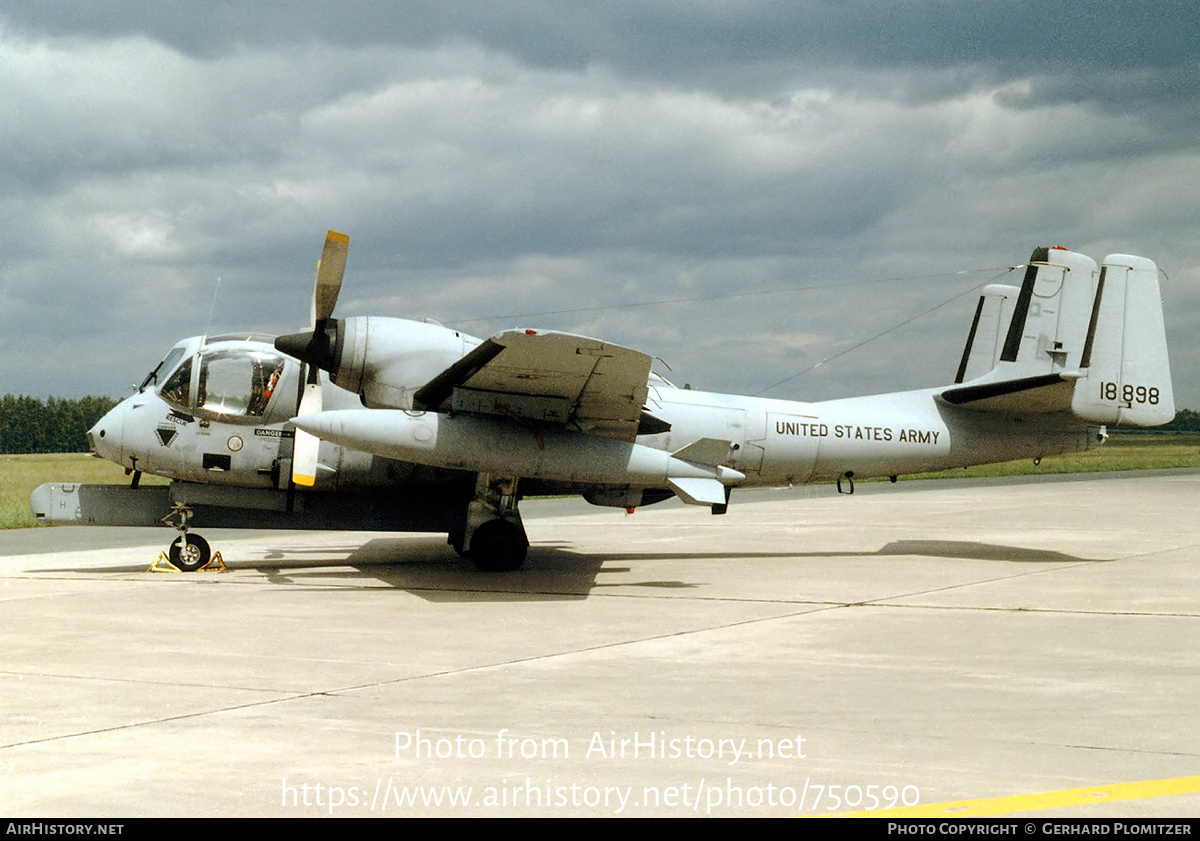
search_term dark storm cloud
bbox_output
[7,1,1197,74]
[1,2,1197,406]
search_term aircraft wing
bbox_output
[413,329,652,441]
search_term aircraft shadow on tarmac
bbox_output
[30,536,1105,603]
[871,540,1106,564]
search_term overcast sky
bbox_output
[3,1,1198,410]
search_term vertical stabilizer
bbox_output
[955,283,1019,383]
[998,246,1099,375]
[1071,255,1175,427]
[956,247,1099,386]
[944,247,1175,424]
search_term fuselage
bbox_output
[645,384,1100,485]
[89,332,1104,508]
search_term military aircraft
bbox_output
[32,232,1175,572]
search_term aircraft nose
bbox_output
[87,405,125,465]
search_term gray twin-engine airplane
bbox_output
[32,232,1175,572]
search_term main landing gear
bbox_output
[449,473,530,572]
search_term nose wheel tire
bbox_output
[169,534,212,572]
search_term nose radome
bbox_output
[87,418,107,454]
[87,405,124,466]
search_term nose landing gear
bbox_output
[168,532,212,572]
[154,503,225,572]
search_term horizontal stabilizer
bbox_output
[667,477,728,507]
[939,372,1080,414]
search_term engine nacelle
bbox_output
[276,317,481,409]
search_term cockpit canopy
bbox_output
[145,335,298,424]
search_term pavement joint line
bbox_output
[0,604,840,750]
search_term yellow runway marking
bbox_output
[830,776,1200,817]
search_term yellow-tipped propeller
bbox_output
[292,230,348,487]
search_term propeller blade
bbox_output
[291,380,323,487]
[286,230,347,491]
[311,230,349,325]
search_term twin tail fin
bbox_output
[941,246,1174,427]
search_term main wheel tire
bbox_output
[169,534,212,572]
[469,519,528,572]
